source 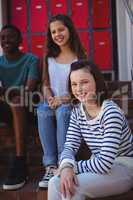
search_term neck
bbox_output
[56,46,76,64]
[83,101,101,118]
[60,44,72,53]
[5,50,23,60]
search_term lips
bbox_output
[55,36,64,43]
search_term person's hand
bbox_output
[60,167,78,199]
[48,96,62,109]
[47,96,56,109]
[52,96,62,108]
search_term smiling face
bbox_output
[70,68,96,104]
[0,28,21,54]
[49,20,70,48]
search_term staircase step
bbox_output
[107,81,132,97]
[0,165,48,200]
[0,177,133,200]
[107,81,132,91]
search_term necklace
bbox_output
[83,105,93,120]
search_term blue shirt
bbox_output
[0,53,39,87]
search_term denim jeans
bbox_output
[37,102,71,166]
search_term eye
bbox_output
[51,30,56,34]
[58,28,65,32]
[71,83,77,87]
[82,80,89,84]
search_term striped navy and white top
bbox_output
[60,100,133,174]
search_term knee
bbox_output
[56,104,71,119]
[48,175,60,191]
[37,102,49,115]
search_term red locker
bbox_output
[51,0,67,15]
[11,0,27,33]
[30,0,48,32]
[19,35,28,52]
[71,0,89,28]
[92,0,111,28]
[79,32,90,56]
[93,31,112,70]
[31,35,45,58]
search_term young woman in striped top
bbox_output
[48,60,133,200]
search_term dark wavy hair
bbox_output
[68,60,108,106]
[45,14,86,60]
[1,24,22,42]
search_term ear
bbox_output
[18,35,23,44]
[19,35,23,43]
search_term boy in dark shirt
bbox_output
[0,25,39,190]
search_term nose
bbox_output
[55,30,61,37]
[2,36,9,43]
[76,84,83,92]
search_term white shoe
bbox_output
[39,166,57,188]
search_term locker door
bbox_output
[19,35,28,52]
[71,0,89,28]
[93,31,112,70]
[11,0,27,33]
[92,0,111,28]
[79,32,90,56]
[31,35,45,58]
[30,0,48,32]
[51,0,67,15]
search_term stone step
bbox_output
[107,81,132,98]
[107,81,132,91]
[113,98,133,118]
[1,186,132,200]
[0,167,47,200]
[0,182,133,200]
[0,166,133,200]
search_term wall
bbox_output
[10,0,113,75]
[116,0,133,81]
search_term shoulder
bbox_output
[23,52,39,62]
[47,57,55,64]
[103,100,123,113]
[101,100,125,121]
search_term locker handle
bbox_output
[16,6,23,11]
[75,2,83,6]
[35,5,43,9]
[56,3,63,8]
[36,45,43,49]
[98,0,103,4]
[99,42,105,46]
[19,46,24,50]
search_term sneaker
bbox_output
[3,156,28,190]
[39,166,57,188]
